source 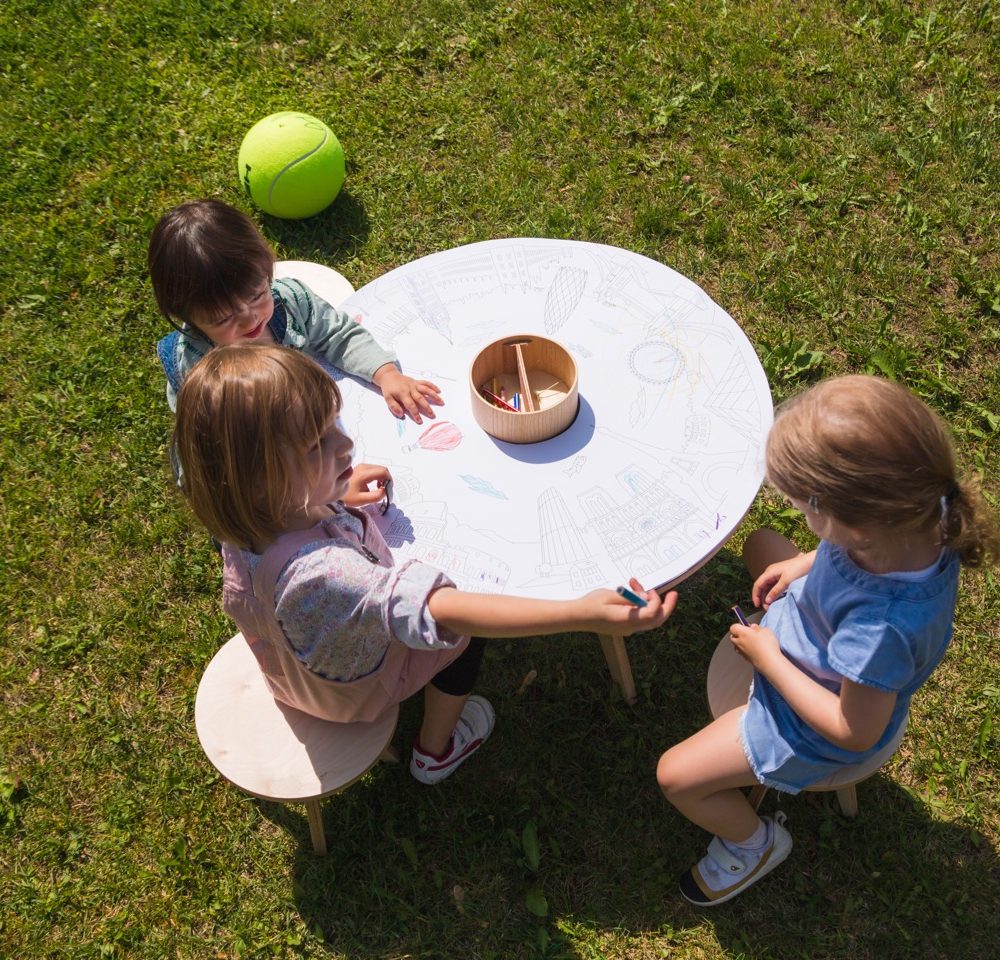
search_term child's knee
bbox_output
[655,747,684,800]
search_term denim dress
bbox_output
[740,540,960,793]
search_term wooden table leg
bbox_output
[305,798,328,855]
[597,634,637,705]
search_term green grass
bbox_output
[2,0,999,956]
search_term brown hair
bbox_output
[766,375,999,567]
[148,199,276,330]
[172,344,341,550]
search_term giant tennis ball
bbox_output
[237,112,345,219]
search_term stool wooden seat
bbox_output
[706,633,907,816]
[195,634,398,854]
[273,260,355,306]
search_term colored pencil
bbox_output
[481,388,517,412]
[616,586,648,607]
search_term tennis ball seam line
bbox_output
[267,128,329,211]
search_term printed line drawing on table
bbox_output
[335,238,772,601]
[544,266,588,334]
[381,500,511,594]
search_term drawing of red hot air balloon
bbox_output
[402,421,463,453]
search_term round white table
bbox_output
[328,239,773,700]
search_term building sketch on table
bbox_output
[597,425,748,517]
[402,277,453,344]
[535,488,605,590]
[382,500,511,594]
[533,464,701,585]
[703,352,762,445]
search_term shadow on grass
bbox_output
[251,553,999,959]
[259,188,370,267]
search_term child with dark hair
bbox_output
[149,198,441,423]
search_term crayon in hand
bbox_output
[731,604,750,626]
[616,585,648,607]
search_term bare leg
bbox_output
[656,707,763,842]
[743,528,800,581]
[417,685,468,756]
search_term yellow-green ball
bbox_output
[237,112,345,219]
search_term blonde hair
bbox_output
[172,344,341,550]
[766,375,999,567]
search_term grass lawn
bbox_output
[2,0,998,957]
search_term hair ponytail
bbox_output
[941,480,1000,568]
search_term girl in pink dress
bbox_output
[174,343,677,783]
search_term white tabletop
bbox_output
[334,239,773,602]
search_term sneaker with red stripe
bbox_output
[410,695,495,784]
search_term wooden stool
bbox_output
[706,632,907,816]
[273,260,355,306]
[195,634,398,854]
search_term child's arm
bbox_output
[372,363,444,424]
[751,549,816,609]
[276,278,442,424]
[427,578,678,638]
[729,623,896,751]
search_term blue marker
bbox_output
[616,586,648,607]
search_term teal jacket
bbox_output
[156,277,395,411]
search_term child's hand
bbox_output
[729,622,782,671]
[343,463,392,507]
[372,365,443,424]
[580,578,678,635]
[751,550,815,609]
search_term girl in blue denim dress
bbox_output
[657,375,999,907]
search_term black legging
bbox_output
[430,637,487,696]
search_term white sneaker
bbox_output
[679,813,792,906]
[410,695,495,785]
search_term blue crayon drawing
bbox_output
[460,475,509,500]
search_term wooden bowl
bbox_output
[470,334,579,443]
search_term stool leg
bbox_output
[748,785,768,810]
[305,798,327,855]
[597,634,637,705]
[380,744,401,764]
[743,529,801,580]
[835,785,859,817]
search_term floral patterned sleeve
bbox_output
[272,541,464,682]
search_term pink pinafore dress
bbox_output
[221,507,468,723]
